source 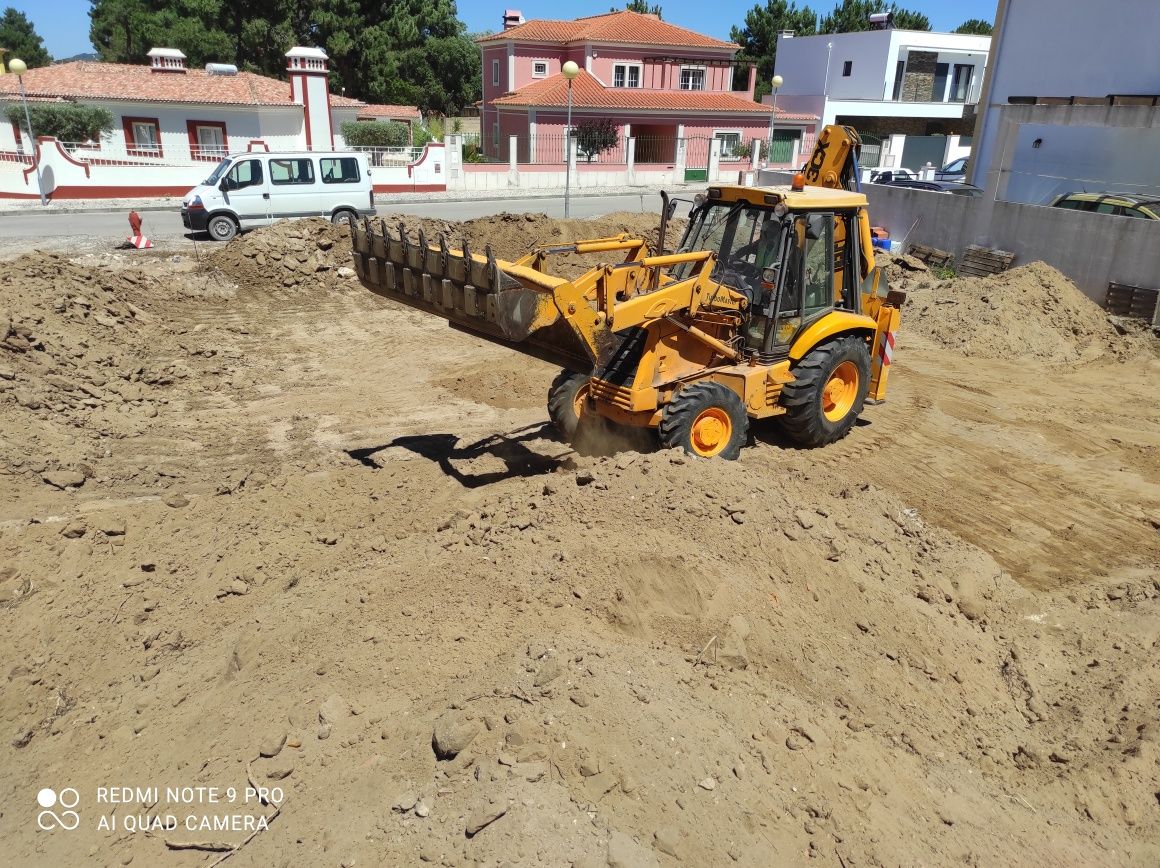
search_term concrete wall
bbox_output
[982,103,1160,206]
[755,171,1160,302]
[973,0,1160,187]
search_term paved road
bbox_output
[0,193,667,241]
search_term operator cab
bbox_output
[671,186,867,356]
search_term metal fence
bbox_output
[471,132,686,166]
[347,145,425,166]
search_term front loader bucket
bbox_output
[351,218,592,373]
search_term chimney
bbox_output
[503,9,525,30]
[285,46,333,151]
[147,47,187,73]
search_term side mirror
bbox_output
[805,213,826,240]
[218,178,229,192]
[665,199,678,221]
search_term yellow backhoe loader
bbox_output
[350,125,903,459]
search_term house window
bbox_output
[186,120,227,160]
[842,61,852,77]
[270,157,315,185]
[492,120,500,154]
[123,116,162,157]
[951,64,974,102]
[613,63,641,88]
[892,59,905,100]
[492,59,500,86]
[680,67,705,90]
[714,130,743,158]
[532,61,548,78]
[320,157,361,183]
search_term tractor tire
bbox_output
[779,335,871,448]
[547,369,590,441]
[659,381,748,460]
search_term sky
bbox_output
[15,0,999,59]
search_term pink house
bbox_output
[477,9,817,176]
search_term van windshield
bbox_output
[202,158,232,186]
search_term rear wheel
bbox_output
[659,381,748,460]
[207,214,238,242]
[779,335,871,447]
[331,208,357,226]
[547,369,590,441]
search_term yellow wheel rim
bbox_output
[822,361,859,423]
[573,383,590,418]
[690,408,732,457]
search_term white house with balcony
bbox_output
[772,28,989,169]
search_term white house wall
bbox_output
[974,0,1160,187]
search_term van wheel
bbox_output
[331,209,357,227]
[207,215,238,242]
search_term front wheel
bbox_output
[331,208,357,226]
[207,214,238,242]
[659,381,748,460]
[779,335,871,447]
[547,369,590,441]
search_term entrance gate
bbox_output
[683,137,712,182]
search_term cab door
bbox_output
[221,157,271,227]
[762,213,835,354]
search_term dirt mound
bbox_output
[210,212,681,291]
[905,261,1128,362]
[209,217,354,291]
[0,252,176,485]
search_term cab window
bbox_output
[270,158,315,185]
[801,214,834,318]
[225,159,262,190]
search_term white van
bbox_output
[181,151,375,241]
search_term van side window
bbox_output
[270,158,315,185]
[225,159,262,190]
[320,157,361,184]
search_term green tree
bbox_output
[614,0,662,17]
[0,7,52,67]
[6,103,114,142]
[730,1,818,102]
[573,117,618,163]
[954,18,992,35]
[87,0,482,114]
[818,1,930,33]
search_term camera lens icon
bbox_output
[36,787,80,831]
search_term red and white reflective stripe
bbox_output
[879,331,895,366]
[127,234,154,249]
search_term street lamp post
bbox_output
[8,58,47,206]
[767,74,784,167]
[561,60,579,218]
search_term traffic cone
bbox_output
[125,210,153,249]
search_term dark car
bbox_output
[935,157,969,182]
[884,179,984,197]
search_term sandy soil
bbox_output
[1,216,1158,868]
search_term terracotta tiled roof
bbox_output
[477,10,736,51]
[491,70,814,118]
[0,61,364,107]
[356,104,422,120]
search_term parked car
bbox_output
[935,157,969,182]
[181,150,376,241]
[867,168,917,184]
[885,179,984,197]
[1048,192,1160,219]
